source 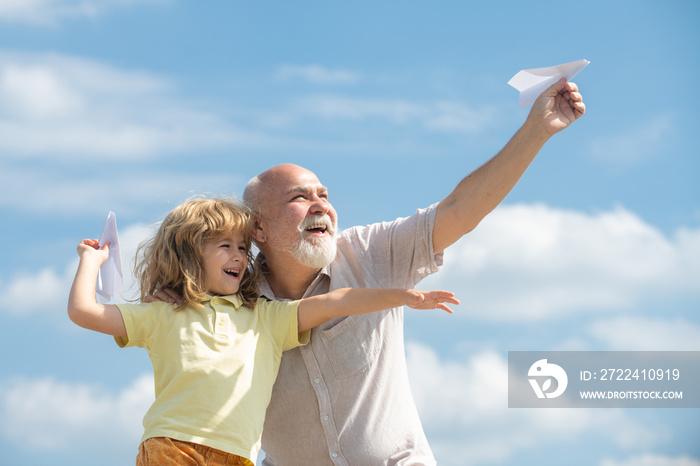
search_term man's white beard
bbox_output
[291,234,337,269]
[290,214,337,269]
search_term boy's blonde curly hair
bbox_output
[134,197,260,310]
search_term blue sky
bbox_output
[0,1,698,465]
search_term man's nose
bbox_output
[310,196,330,215]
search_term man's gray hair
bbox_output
[242,176,263,213]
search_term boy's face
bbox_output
[202,231,248,296]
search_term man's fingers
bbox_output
[564,81,579,93]
[149,289,182,304]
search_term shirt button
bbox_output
[212,298,219,305]
[218,321,224,326]
[322,415,329,421]
[313,378,320,384]
[331,453,338,458]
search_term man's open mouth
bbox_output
[305,224,328,234]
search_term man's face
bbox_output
[260,167,339,269]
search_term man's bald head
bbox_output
[243,163,321,215]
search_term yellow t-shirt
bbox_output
[115,295,309,462]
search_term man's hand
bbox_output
[144,289,182,304]
[529,78,585,137]
[432,78,586,254]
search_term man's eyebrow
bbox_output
[285,185,328,195]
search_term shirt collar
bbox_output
[200,293,244,309]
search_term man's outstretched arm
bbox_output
[433,78,585,253]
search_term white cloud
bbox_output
[589,316,700,350]
[0,0,168,26]
[0,51,500,161]
[600,454,700,466]
[296,94,422,123]
[406,342,665,465]
[2,63,85,119]
[0,266,68,316]
[421,203,700,321]
[0,50,250,158]
[277,64,360,85]
[0,374,153,457]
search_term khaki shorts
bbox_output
[136,437,254,466]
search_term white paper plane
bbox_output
[508,59,590,108]
[96,211,123,303]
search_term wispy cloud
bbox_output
[293,94,496,133]
[0,166,245,216]
[421,203,700,321]
[0,51,494,162]
[276,64,360,85]
[590,114,674,164]
[0,0,168,26]
[589,316,700,350]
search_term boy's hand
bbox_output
[77,239,110,265]
[407,290,459,313]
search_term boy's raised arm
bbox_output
[67,240,127,337]
[297,288,458,332]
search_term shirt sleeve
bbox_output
[113,301,168,349]
[336,203,444,289]
[256,299,310,352]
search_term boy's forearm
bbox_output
[68,257,127,336]
[68,258,101,324]
[323,287,411,314]
[297,287,412,332]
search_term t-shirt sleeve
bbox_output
[257,299,310,352]
[338,203,444,289]
[113,301,168,349]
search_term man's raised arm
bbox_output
[432,78,585,253]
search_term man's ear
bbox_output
[251,215,267,243]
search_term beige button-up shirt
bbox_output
[260,204,443,466]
